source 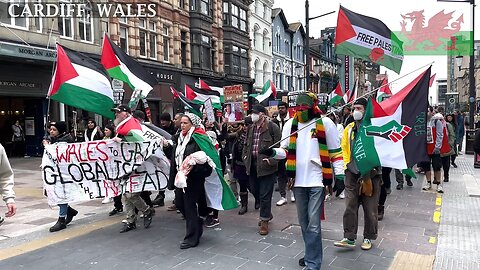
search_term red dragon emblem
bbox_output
[400,10,463,51]
[368,48,385,63]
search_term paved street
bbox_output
[0,154,478,270]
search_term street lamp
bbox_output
[304,0,335,91]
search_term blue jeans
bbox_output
[293,187,325,270]
[58,203,68,217]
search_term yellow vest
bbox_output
[341,122,356,170]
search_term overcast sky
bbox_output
[274,0,479,98]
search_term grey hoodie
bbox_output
[427,113,444,151]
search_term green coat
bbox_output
[441,122,456,157]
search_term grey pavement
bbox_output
[0,155,477,269]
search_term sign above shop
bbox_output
[0,80,42,90]
[0,41,56,62]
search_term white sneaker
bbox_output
[276,197,287,206]
[122,219,127,223]
[339,191,345,199]
[422,182,432,191]
[290,193,296,203]
[325,194,332,201]
[102,197,112,204]
[437,184,444,193]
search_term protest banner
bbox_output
[223,85,245,122]
[41,139,170,206]
[204,98,215,123]
[287,91,301,116]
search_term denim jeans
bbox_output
[293,187,325,270]
[58,203,68,217]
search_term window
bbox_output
[254,59,260,85]
[0,0,27,28]
[200,0,209,15]
[263,4,267,19]
[139,19,147,57]
[191,33,212,70]
[34,0,42,32]
[119,27,128,53]
[58,0,73,38]
[240,48,248,76]
[178,0,184,9]
[227,45,248,76]
[232,46,240,75]
[275,33,280,52]
[230,4,246,31]
[285,40,290,57]
[181,31,187,67]
[223,2,228,25]
[263,31,269,52]
[286,76,291,90]
[78,0,93,42]
[162,26,169,62]
[149,21,157,59]
[263,61,269,84]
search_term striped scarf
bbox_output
[286,114,333,184]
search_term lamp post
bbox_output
[304,0,335,91]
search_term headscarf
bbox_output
[184,112,202,128]
[175,112,203,170]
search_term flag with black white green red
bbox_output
[101,33,157,106]
[197,78,225,103]
[48,44,115,119]
[250,80,276,103]
[329,82,344,106]
[335,6,404,74]
[376,78,392,102]
[185,84,221,109]
[352,67,431,176]
[170,86,203,117]
[192,128,238,211]
[343,79,357,104]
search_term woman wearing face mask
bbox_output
[42,121,78,233]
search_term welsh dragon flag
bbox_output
[48,44,115,119]
[250,80,276,103]
[329,82,344,106]
[353,67,431,176]
[335,6,404,73]
[192,128,238,210]
[101,34,157,108]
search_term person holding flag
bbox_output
[263,92,344,269]
[334,98,382,251]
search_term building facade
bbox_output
[271,8,305,100]
[250,0,274,92]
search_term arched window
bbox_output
[263,61,269,84]
[263,29,269,52]
[275,32,280,52]
[254,58,260,86]
[253,24,260,49]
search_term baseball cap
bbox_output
[111,104,131,114]
[251,104,267,114]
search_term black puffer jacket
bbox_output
[50,133,75,144]
[167,136,213,190]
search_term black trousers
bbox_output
[175,177,206,246]
[113,195,123,210]
[379,167,392,206]
[441,156,451,180]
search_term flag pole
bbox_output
[269,62,435,148]
[45,40,59,130]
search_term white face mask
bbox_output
[251,113,260,123]
[353,110,364,121]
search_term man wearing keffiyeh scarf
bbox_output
[262,92,344,270]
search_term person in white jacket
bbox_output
[0,143,16,224]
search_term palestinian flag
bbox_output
[376,78,392,102]
[185,84,221,109]
[343,79,357,104]
[101,34,157,107]
[48,44,115,119]
[335,6,404,74]
[192,128,238,210]
[170,86,203,117]
[197,78,225,103]
[429,73,436,87]
[353,67,431,176]
[329,82,344,106]
[250,80,276,103]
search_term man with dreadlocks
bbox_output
[262,92,344,269]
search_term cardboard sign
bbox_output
[41,140,170,206]
[223,85,244,103]
[204,98,215,123]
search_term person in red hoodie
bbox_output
[421,106,450,193]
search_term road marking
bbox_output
[433,194,442,223]
[435,197,442,206]
[428,236,436,244]
[0,216,123,261]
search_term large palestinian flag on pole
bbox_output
[185,84,221,109]
[101,33,157,108]
[170,86,203,117]
[335,6,404,74]
[353,67,431,176]
[196,79,225,103]
[192,128,238,210]
[48,44,115,119]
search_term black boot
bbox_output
[65,206,78,225]
[152,192,165,206]
[238,192,248,215]
[378,205,385,221]
[49,217,66,232]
